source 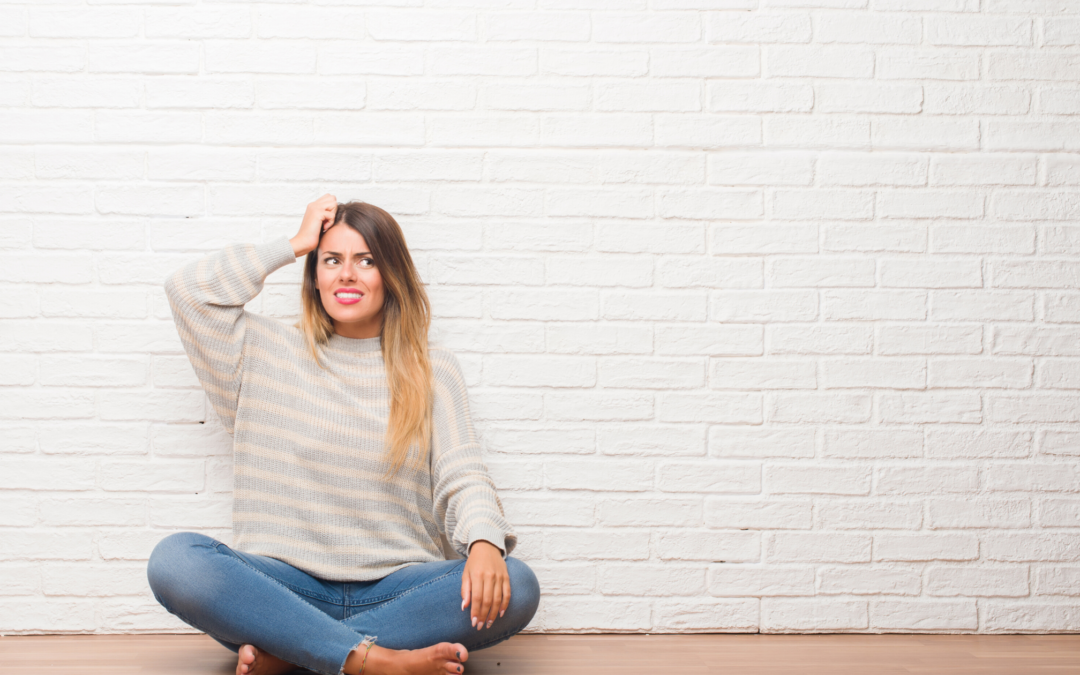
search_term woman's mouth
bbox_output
[334,290,363,305]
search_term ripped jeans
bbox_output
[146,532,541,675]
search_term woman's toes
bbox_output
[451,643,468,663]
[238,645,257,674]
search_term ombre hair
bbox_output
[295,201,433,480]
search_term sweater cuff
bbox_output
[467,524,512,559]
[256,235,298,273]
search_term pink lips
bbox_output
[333,287,363,305]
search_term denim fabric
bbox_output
[147,532,541,675]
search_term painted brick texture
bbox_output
[1,0,1079,636]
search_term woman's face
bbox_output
[315,222,385,339]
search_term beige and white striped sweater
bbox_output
[164,235,517,581]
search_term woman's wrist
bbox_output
[290,235,315,258]
[468,539,501,556]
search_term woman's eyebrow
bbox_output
[322,250,371,256]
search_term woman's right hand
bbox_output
[290,194,338,258]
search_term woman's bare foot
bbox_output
[350,642,469,675]
[236,644,297,675]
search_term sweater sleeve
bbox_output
[430,350,518,560]
[163,236,297,435]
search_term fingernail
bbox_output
[461,599,466,611]
[471,615,476,627]
[500,610,505,618]
[486,620,492,628]
[456,651,461,659]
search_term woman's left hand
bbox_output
[460,540,510,631]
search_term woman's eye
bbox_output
[360,258,375,268]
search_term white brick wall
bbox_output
[1,0,1079,636]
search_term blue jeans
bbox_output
[146,532,541,675]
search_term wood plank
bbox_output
[1,634,1079,675]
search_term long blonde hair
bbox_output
[295,201,433,480]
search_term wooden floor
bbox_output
[1,633,1079,674]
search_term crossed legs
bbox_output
[146,532,541,675]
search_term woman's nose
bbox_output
[338,263,357,281]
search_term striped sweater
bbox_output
[164,235,517,581]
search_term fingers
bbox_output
[486,575,503,628]
[500,577,511,619]
[471,572,504,630]
[470,571,484,628]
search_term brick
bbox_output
[767,46,875,78]
[927,567,1029,597]
[705,499,812,529]
[877,49,980,80]
[710,224,817,254]
[708,83,813,113]
[598,425,706,457]
[599,152,706,185]
[817,153,928,187]
[924,85,1030,115]
[818,566,922,595]
[659,392,761,424]
[541,48,648,77]
[1035,566,1080,595]
[927,16,1031,45]
[597,497,702,526]
[821,289,926,320]
[768,390,876,426]
[766,465,871,496]
[655,117,762,150]
[770,325,873,355]
[710,290,819,322]
[503,495,594,527]
[648,321,760,352]
[762,599,868,631]
[707,12,811,44]
[658,461,760,494]
[544,529,650,561]
[1042,431,1080,457]
[658,256,762,288]
[650,46,760,77]
[872,118,980,151]
[545,391,654,422]
[873,534,979,562]
[598,564,705,596]
[927,499,1031,529]
[487,12,590,41]
[708,152,813,186]
[654,598,759,631]
[871,599,977,630]
[658,531,760,562]
[984,533,1080,561]
[546,323,652,355]
[822,429,923,459]
[817,14,920,44]
[597,81,701,112]
[878,392,983,423]
[817,501,923,529]
[598,357,704,389]
[710,359,815,390]
[709,428,815,459]
[542,597,651,631]
[768,256,876,286]
[592,12,700,43]
[709,566,815,596]
[767,533,871,563]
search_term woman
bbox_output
[147,194,540,675]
